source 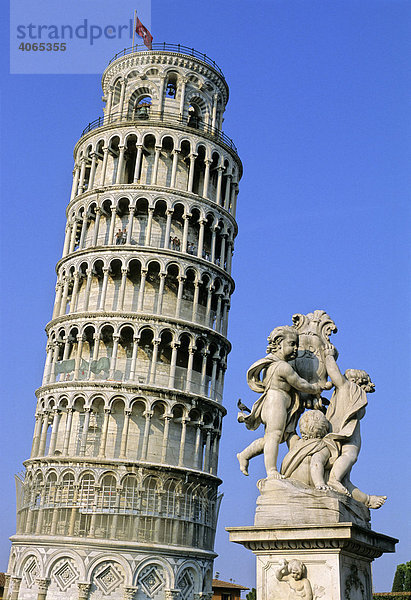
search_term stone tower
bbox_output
[5,44,241,600]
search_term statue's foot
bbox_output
[267,469,284,480]
[316,484,332,492]
[327,479,351,496]
[367,495,387,509]
[237,453,249,476]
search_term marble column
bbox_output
[48,409,61,455]
[170,150,179,188]
[145,208,154,246]
[109,334,120,379]
[161,414,172,462]
[175,276,185,319]
[92,207,101,246]
[133,144,143,182]
[79,408,91,456]
[88,153,98,190]
[197,219,205,258]
[62,224,72,257]
[100,147,109,186]
[119,268,128,310]
[211,93,218,130]
[156,273,166,314]
[215,166,224,206]
[10,577,22,600]
[90,333,101,381]
[203,159,211,198]
[74,335,84,379]
[168,342,179,388]
[120,410,131,458]
[179,78,187,116]
[30,414,43,458]
[224,174,232,210]
[70,272,81,313]
[3,574,11,600]
[98,408,111,458]
[182,214,190,252]
[36,578,51,600]
[137,269,147,310]
[152,146,162,184]
[164,209,173,247]
[185,347,195,393]
[38,411,50,456]
[77,583,91,600]
[78,159,87,194]
[118,78,127,117]
[187,154,197,193]
[191,281,200,323]
[194,424,203,469]
[70,166,80,201]
[126,206,135,244]
[62,408,74,455]
[178,418,189,466]
[141,411,153,460]
[108,206,117,244]
[129,336,140,380]
[210,228,217,263]
[104,86,114,122]
[83,269,93,311]
[149,339,160,384]
[98,267,110,311]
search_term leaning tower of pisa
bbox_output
[5,44,241,600]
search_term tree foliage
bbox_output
[246,588,256,600]
[392,562,411,592]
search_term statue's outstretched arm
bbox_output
[324,346,345,388]
[281,363,331,394]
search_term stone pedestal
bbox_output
[227,523,397,600]
[254,478,371,529]
[227,480,397,600]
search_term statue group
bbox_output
[237,310,386,511]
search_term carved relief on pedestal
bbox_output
[275,558,326,600]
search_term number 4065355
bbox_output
[19,43,67,51]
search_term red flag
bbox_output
[135,16,153,49]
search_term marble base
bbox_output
[227,523,397,600]
[255,478,371,529]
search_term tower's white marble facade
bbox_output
[5,44,242,600]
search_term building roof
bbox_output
[212,579,249,591]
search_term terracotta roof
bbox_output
[212,579,249,590]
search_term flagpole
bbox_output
[132,10,136,49]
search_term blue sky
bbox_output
[1,0,410,592]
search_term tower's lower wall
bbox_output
[7,538,215,600]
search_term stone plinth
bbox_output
[227,523,397,600]
[255,478,371,529]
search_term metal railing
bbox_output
[108,43,224,77]
[80,110,237,153]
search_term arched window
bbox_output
[60,473,75,504]
[121,475,139,512]
[188,103,202,129]
[166,73,178,99]
[141,476,159,515]
[78,474,95,509]
[100,475,117,509]
[135,96,152,119]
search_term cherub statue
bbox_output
[276,559,313,600]
[323,343,386,504]
[237,326,332,480]
[281,410,386,509]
